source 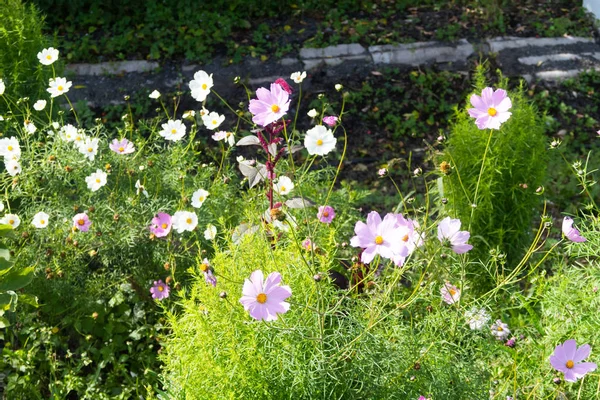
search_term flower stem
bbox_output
[469,129,493,231]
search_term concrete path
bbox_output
[65,35,600,108]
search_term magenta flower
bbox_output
[562,216,586,242]
[322,116,338,127]
[109,138,135,154]
[248,83,290,127]
[317,205,336,224]
[150,212,172,238]
[440,281,461,304]
[72,213,91,232]
[550,339,597,382]
[239,270,292,321]
[467,87,512,130]
[150,280,170,300]
[350,211,409,264]
[274,78,292,95]
[437,217,473,254]
[199,258,217,287]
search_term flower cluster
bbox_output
[0,137,22,176]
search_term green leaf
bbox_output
[0,291,18,311]
[0,242,10,261]
[0,224,16,239]
[18,293,38,308]
[0,257,13,272]
[0,316,10,328]
[0,266,35,292]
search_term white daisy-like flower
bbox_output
[0,213,20,229]
[37,47,59,65]
[182,110,195,120]
[172,211,198,233]
[202,112,225,130]
[274,176,294,195]
[189,70,214,102]
[60,124,78,142]
[0,79,5,95]
[33,100,47,111]
[199,107,209,118]
[24,121,37,134]
[78,137,99,161]
[149,90,161,99]
[5,159,21,177]
[0,137,21,160]
[85,169,108,192]
[304,125,336,156]
[290,71,307,83]
[211,130,234,146]
[204,224,217,241]
[73,130,89,148]
[159,119,186,142]
[31,212,50,229]
[307,108,318,118]
[47,77,72,98]
[135,180,148,197]
[191,189,209,208]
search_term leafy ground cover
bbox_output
[30,0,598,63]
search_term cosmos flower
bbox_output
[550,339,597,383]
[191,189,209,208]
[148,90,161,99]
[391,214,420,267]
[150,280,170,300]
[307,109,318,118]
[37,47,59,65]
[150,212,172,237]
[33,100,47,111]
[78,137,99,161]
[304,125,336,156]
[239,270,292,321]
[109,138,135,155]
[467,87,512,130]
[202,112,225,130]
[440,282,461,304]
[189,70,213,102]
[172,211,198,233]
[72,213,91,232]
[273,176,294,195]
[5,159,21,177]
[159,119,186,142]
[437,217,473,254]
[199,258,217,287]
[322,116,338,127]
[350,211,409,264]
[491,319,511,341]
[562,216,586,242]
[0,214,20,229]
[465,307,491,330]
[60,124,78,142]
[212,130,235,146]
[317,205,336,224]
[47,77,72,98]
[31,212,49,229]
[290,71,307,83]
[85,169,108,192]
[0,137,21,160]
[204,224,217,241]
[248,83,290,127]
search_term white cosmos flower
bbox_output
[149,90,161,99]
[24,121,37,134]
[204,224,217,241]
[78,137,99,161]
[5,159,21,176]
[307,108,318,118]
[189,70,214,102]
[304,125,336,156]
[172,211,198,233]
[202,112,225,130]
[290,71,307,83]
[37,47,59,65]
[0,213,20,229]
[32,212,50,228]
[0,79,5,95]
[211,130,234,146]
[47,77,72,98]
[0,137,21,160]
[191,189,209,208]
[159,119,186,142]
[85,169,108,192]
[73,131,88,147]
[60,124,78,142]
[33,100,47,111]
[274,176,294,195]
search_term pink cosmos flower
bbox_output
[562,216,586,242]
[350,211,409,264]
[467,87,512,130]
[199,258,217,287]
[109,138,135,154]
[490,320,511,341]
[440,281,461,304]
[437,217,473,254]
[322,116,338,127]
[248,83,290,127]
[72,213,91,232]
[391,214,420,267]
[239,270,292,321]
[150,212,172,237]
[274,78,292,95]
[550,339,597,382]
[150,280,170,300]
[317,205,336,224]
[302,238,314,251]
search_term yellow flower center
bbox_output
[57,85,64,91]
[118,146,124,152]
[488,107,497,116]
[200,263,209,272]
[271,104,280,113]
[158,285,164,292]
[212,120,217,125]
[171,129,177,134]
[40,220,45,225]
[87,147,93,152]
[316,139,323,146]
[46,55,52,60]
[161,223,168,229]
[449,289,457,296]
[7,146,12,151]
[401,234,409,242]
[186,218,192,224]
[8,220,14,225]
[199,196,205,202]
[95,178,101,183]
[78,219,85,226]
[566,360,574,369]
[201,83,207,90]
[280,186,286,192]
[375,235,384,245]
[256,293,267,304]
[497,326,503,331]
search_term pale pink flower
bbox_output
[562,216,586,242]
[109,138,135,154]
[350,211,409,264]
[322,116,338,127]
[440,282,461,304]
[550,339,597,382]
[437,217,473,254]
[72,213,91,232]
[239,270,292,321]
[317,205,335,224]
[467,87,512,130]
[248,83,290,127]
[150,280,170,300]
